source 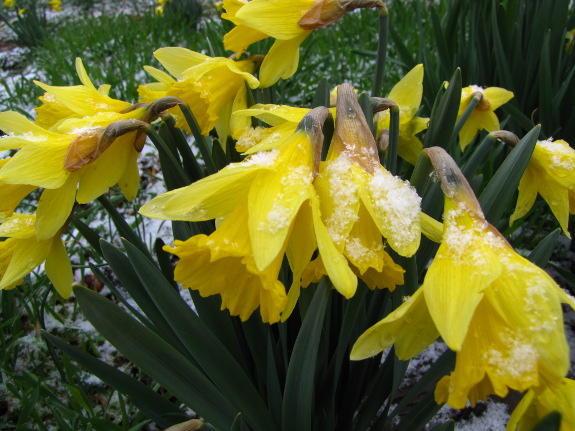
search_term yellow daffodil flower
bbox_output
[232,103,311,149]
[0,213,73,298]
[34,58,133,130]
[457,85,513,151]
[510,138,575,237]
[141,107,357,321]
[374,64,429,165]
[222,0,385,87]
[507,378,575,431]
[300,83,420,296]
[351,147,575,409]
[0,112,149,240]
[48,0,61,12]
[3,0,15,7]
[138,47,260,137]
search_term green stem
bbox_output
[449,94,481,148]
[372,9,389,97]
[386,105,399,174]
[179,104,217,175]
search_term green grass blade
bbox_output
[73,286,238,430]
[42,332,188,429]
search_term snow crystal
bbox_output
[229,149,279,168]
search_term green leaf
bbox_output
[372,10,389,97]
[70,217,102,256]
[527,228,560,268]
[282,285,330,431]
[97,196,153,261]
[394,390,445,431]
[74,286,238,430]
[43,332,187,428]
[179,104,217,175]
[312,77,330,108]
[422,68,462,150]
[122,239,278,431]
[532,411,562,431]
[479,125,540,225]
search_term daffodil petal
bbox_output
[537,170,571,236]
[118,149,140,202]
[154,47,209,79]
[45,236,74,298]
[350,288,438,360]
[140,164,262,220]
[483,87,514,110]
[0,237,51,290]
[259,31,311,87]
[509,167,537,226]
[0,111,61,140]
[36,175,77,241]
[223,24,268,53]
[388,64,423,120]
[235,0,315,39]
[143,65,176,84]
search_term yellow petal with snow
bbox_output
[235,0,315,40]
[483,87,514,110]
[359,166,421,257]
[350,288,438,360]
[0,111,62,140]
[388,64,424,121]
[248,164,311,271]
[140,163,264,220]
[0,213,36,238]
[45,236,74,298]
[153,47,209,80]
[234,104,310,127]
[36,175,77,241]
[259,31,311,87]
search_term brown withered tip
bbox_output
[297,106,332,177]
[370,97,398,113]
[333,83,379,172]
[423,146,483,214]
[472,91,492,111]
[64,120,149,172]
[299,0,386,30]
[490,130,520,147]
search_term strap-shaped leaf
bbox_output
[282,285,330,431]
[71,217,103,256]
[312,77,330,108]
[479,125,540,225]
[527,228,561,268]
[122,239,279,431]
[532,411,562,431]
[42,332,188,429]
[422,68,461,150]
[74,286,237,430]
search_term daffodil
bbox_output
[47,0,61,12]
[457,85,513,151]
[510,138,575,237]
[299,83,420,299]
[351,147,575,409]
[138,47,260,138]
[222,0,385,87]
[0,213,73,298]
[0,158,37,218]
[507,378,575,431]
[3,0,15,7]
[232,103,311,150]
[34,58,133,130]
[0,112,149,240]
[374,64,429,165]
[141,107,357,321]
